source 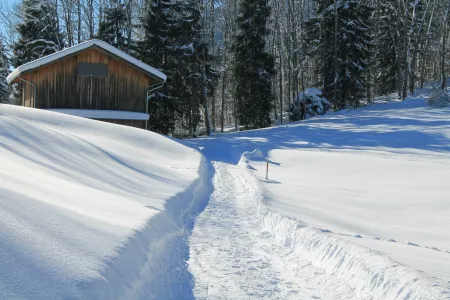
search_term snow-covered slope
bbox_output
[243,94,450,283]
[3,86,450,299]
[188,89,450,299]
[0,105,208,299]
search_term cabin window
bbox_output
[77,63,108,77]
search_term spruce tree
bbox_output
[174,0,217,136]
[337,0,372,108]
[137,0,178,135]
[306,0,371,109]
[98,0,127,51]
[232,0,275,129]
[14,0,64,67]
[373,1,399,96]
[173,0,203,136]
[0,36,10,104]
[137,0,217,136]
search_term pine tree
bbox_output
[232,0,275,129]
[98,0,128,51]
[14,0,64,67]
[373,1,400,96]
[173,0,203,136]
[174,0,218,136]
[337,0,372,108]
[306,0,371,109]
[0,35,10,104]
[137,0,217,135]
[137,0,178,135]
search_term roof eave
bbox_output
[6,69,21,85]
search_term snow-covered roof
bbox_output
[44,109,149,120]
[6,39,167,84]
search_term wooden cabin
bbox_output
[6,40,167,129]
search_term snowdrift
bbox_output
[0,105,209,299]
[191,88,450,298]
[239,151,448,300]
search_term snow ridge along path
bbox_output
[189,161,360,299]
[187,91,450,299]
[189,154,448,300]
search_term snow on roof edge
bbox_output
[6,40,167,84]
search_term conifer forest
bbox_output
[1,0,450,136]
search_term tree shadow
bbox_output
[183,101,450,164]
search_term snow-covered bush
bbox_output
[427,89,450,108]
[289,88,332,121]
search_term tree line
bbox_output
[0,0,449,136]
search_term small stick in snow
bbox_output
[266,158,269,180]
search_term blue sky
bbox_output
[0,0,18,36]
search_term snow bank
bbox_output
[242,149,265,161]
[0,105,209,299]
[44,109,150,120]
[238,152,448,300]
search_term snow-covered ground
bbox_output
[188,89,450,299]
[189,162,361,299]
[2,85,450,299]
[242,95,450,284]
[0,105,209,299]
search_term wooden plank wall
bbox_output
[22,47,157,116]
[98,119,146,129]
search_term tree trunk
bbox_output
[279,55,283,124]
[126,0,133,53]
[333,1,339,106]
[401,1,409,100]
[289,0,298,100]
[209,0,216,131]
[89,0,94,38]
[221,69,226,133]
[203,52,212,136]
[442,2,450,89]
[77,0,81,43]
[410,49,417,93]
[367,68,372,103]
[442,30,447,90]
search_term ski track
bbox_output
[188,162,360,300]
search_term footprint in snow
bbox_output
[407,241,420,247]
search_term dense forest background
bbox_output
[0,0,449,136]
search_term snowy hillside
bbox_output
[244,96,450,281]
[0,105,208,299]
[2,87,450,300]
[187,89,450,299]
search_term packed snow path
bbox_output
[188,162,359,299]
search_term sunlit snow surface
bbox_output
[189,90,450,292]
[0,105,202,299]
[2,85,450,299]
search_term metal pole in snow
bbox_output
[266,158,269,180]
